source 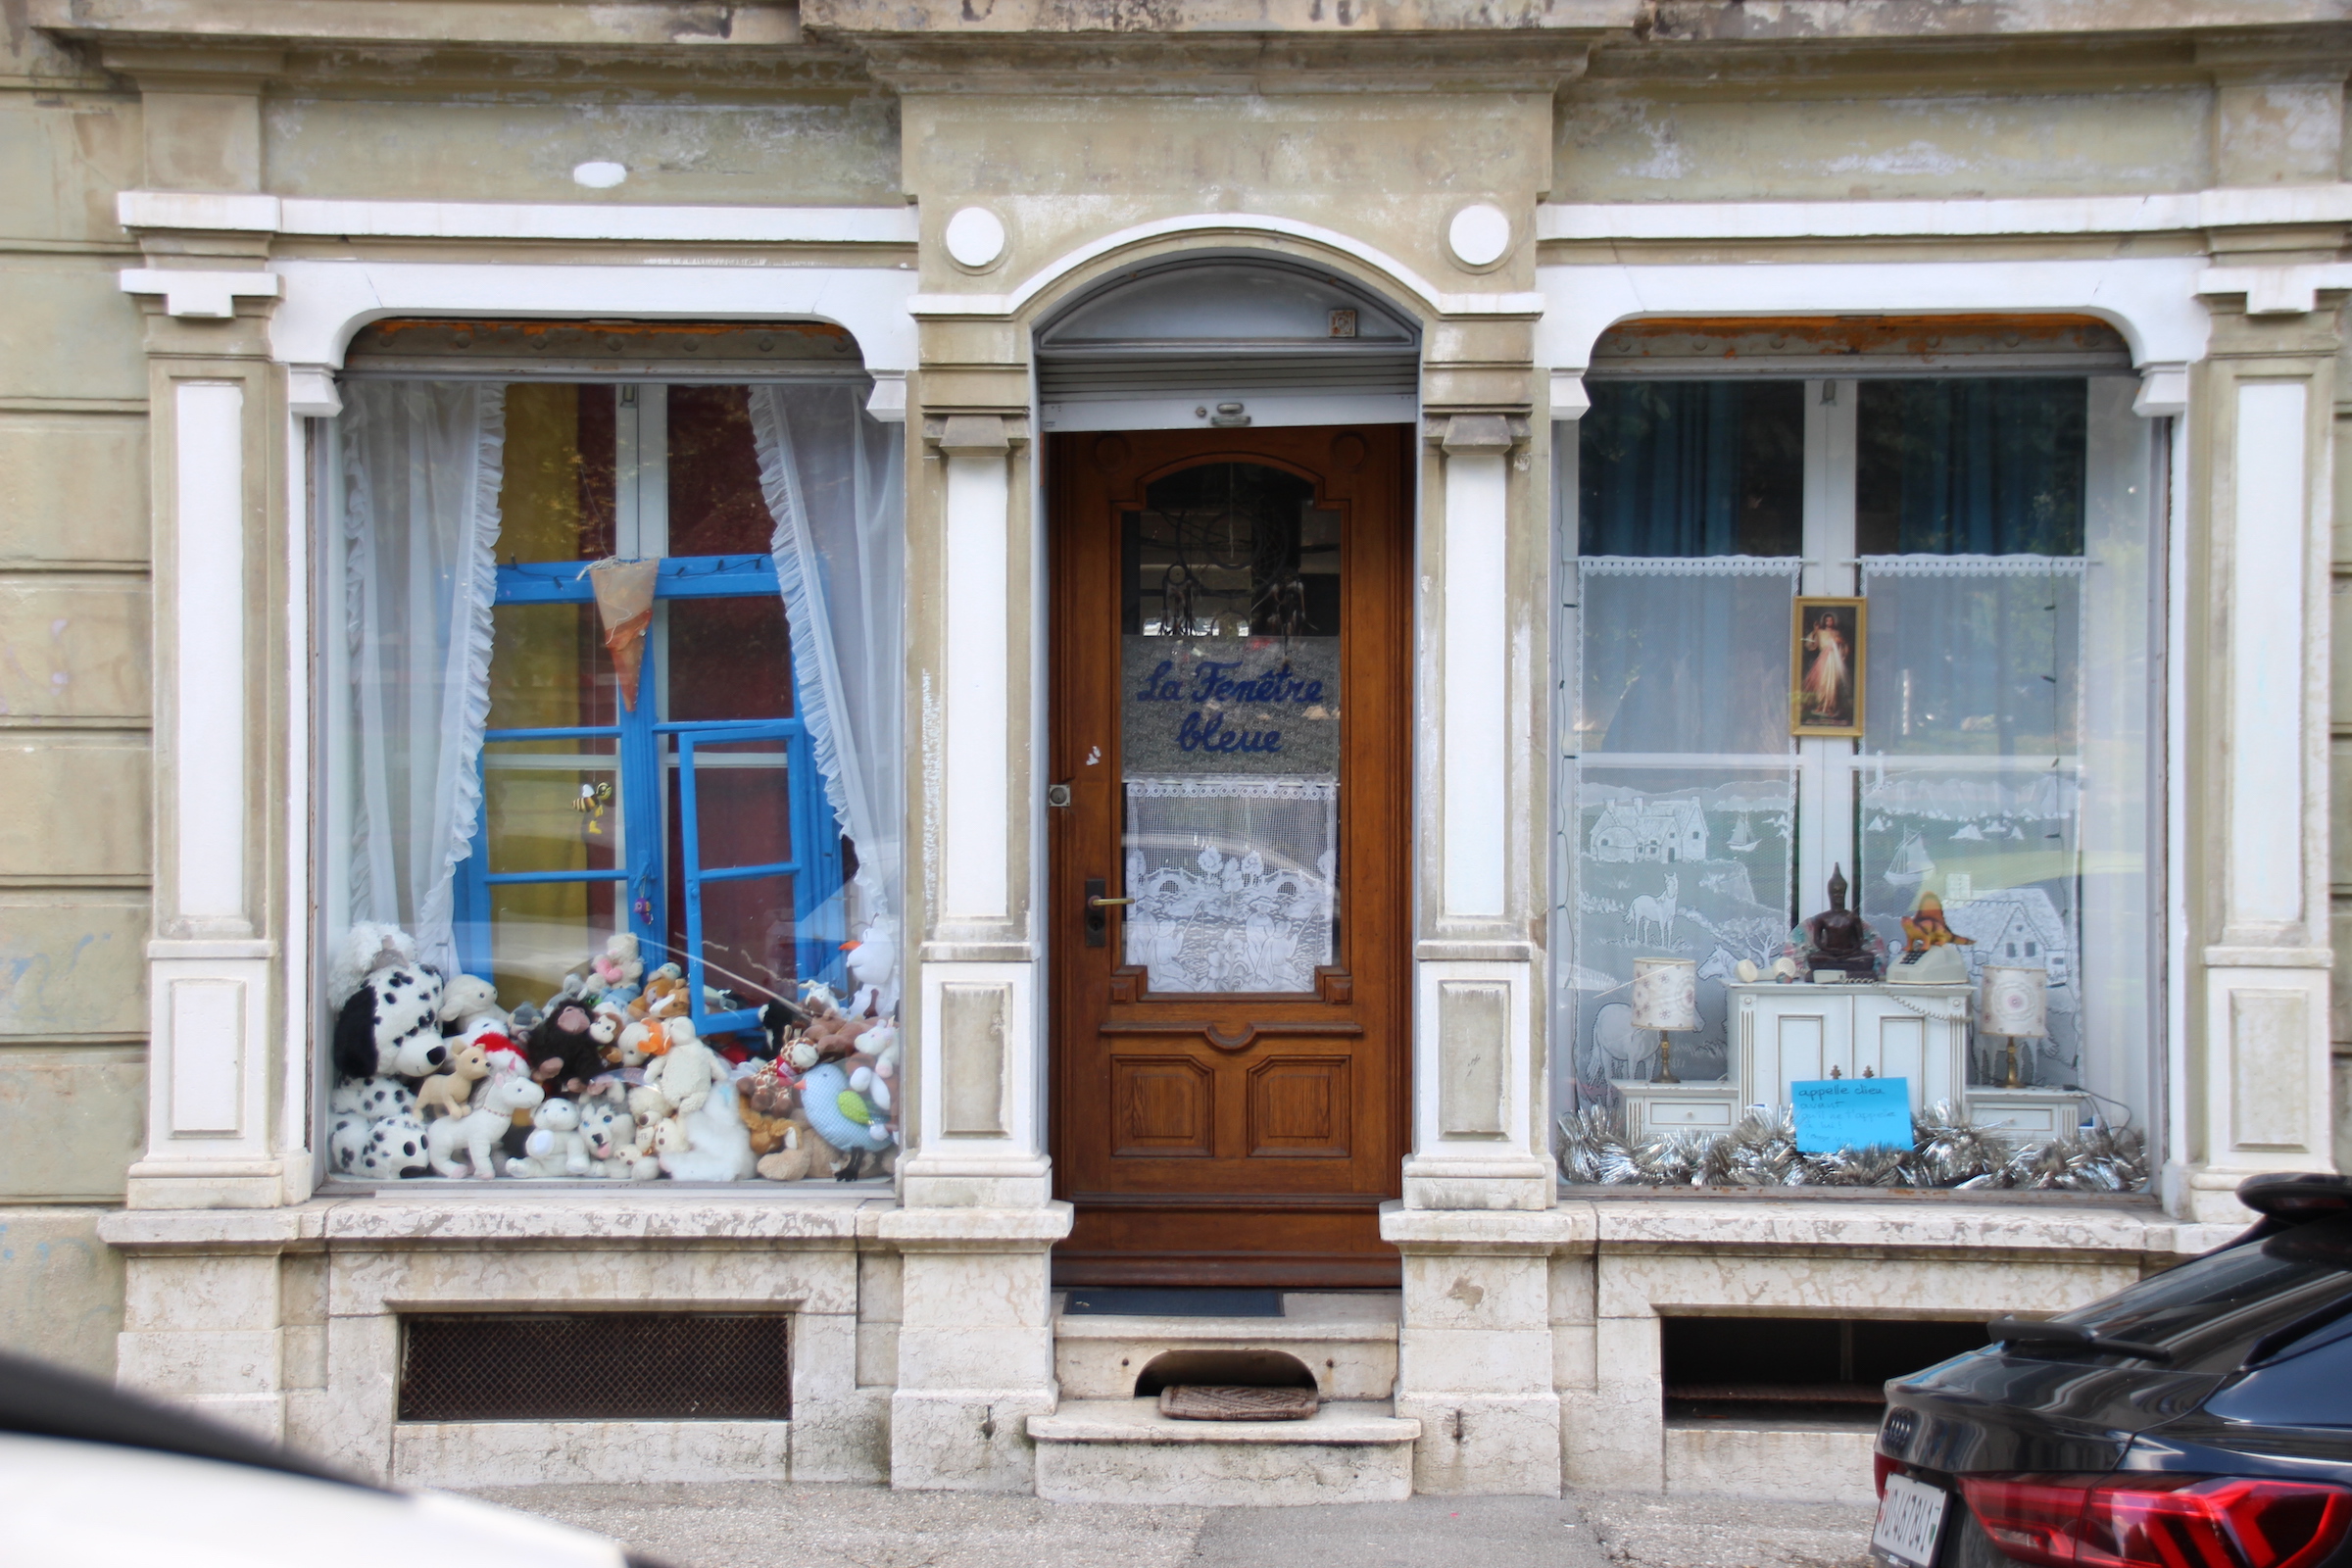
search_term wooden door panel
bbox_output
[1109,1055,1215,1157]
[1048,425,1410,1288]
[1248,1055,1352,1157]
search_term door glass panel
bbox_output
[1119,462,1341,995]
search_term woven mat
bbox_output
[1157,1385,1320,1421]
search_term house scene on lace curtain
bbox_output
[324,352,906,1185]
[1558,361,2153,1191]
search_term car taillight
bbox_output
[1876,1453,1902,1498]
[1959,1475,2352,1568]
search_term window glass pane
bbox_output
[666,384,773,557]
[1859,760,2082,1087]
[666,595,795,723]
[669,736,803,1010]
[1862,568,2081,757]
[480,736,621,1001]
[500,381,616,563]
[1120,462,1340,995]
[1581,381,1804,557]
[1580,568,1797,757]
[487,602,617,729]
[1571,765,1796,1096]
[1856,378,2086,556]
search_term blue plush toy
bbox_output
[798,1060,892,1152]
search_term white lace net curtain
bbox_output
[1123,777,1338,995]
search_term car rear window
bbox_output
[2049,1215,2352,1373]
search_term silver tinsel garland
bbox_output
[1556,1101,2147,1193]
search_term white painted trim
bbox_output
[2228,381,2309,931]
[1535,257,2210,375]
[118,189,919,246]
[864,370,907,423]
[174,381,248,931]
[1442,448,1509,921]
[267,258,920,372]
[1536,184,2352,243]
[2136,364,2189,418]
[121,269,281,319]
[286,365,341,418]
[910,212,1544,321]
[941,449,1011,923]
[912,960,1039,1164]
[2198,264,2352,317]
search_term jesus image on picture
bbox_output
[1791,597,1866,737]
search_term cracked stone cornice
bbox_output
[803,20,1605,95]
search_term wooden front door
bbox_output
[1048,425,1410,1288]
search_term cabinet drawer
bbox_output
[1633,1098,1736,1131]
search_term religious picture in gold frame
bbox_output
[1791,596,1865,738]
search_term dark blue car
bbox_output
[1874,1174,2352,1568]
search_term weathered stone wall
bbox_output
[0,12,149,1373]
[262,62,902,205]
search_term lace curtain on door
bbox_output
[1124,776,1338,995]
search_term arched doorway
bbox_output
[1042,258,1418,1288]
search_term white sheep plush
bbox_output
[437,973,507,1035]
[648,1019,726,1117]
[426,1074,544,1179]
[655,1077,754,1182]
[506,1097,589,1179]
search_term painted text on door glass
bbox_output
[1120,463,1341,994]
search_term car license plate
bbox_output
[1873,1472,1950,1568]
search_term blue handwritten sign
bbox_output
[1790,1077,1913,1154]
[1122,635,1339,777]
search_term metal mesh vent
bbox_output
[398,1313,791,1422]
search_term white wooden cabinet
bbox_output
[1732,981,1971,1115]
[1608,981,2079,1143]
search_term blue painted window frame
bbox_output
[453,553,847,1030]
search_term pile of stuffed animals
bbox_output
[325,920,901,1185]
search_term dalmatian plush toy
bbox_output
[330,926,449,1082]
[327,1075,428,1179]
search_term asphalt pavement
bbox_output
[473,1482,1879,1568]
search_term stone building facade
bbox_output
[0,0,2346,1505]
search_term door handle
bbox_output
[1083,877,1132,947]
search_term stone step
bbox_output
[1028,1398,1420,1505]
[1052,1291,1400,1400]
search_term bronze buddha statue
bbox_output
[1803,864,1878,977]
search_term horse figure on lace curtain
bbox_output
[1627,873,1679,949]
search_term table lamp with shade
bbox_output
[1977,964,2048,1089]
[1633,956,1700,1085]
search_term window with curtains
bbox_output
[324,347,904,1186]
[1556,332,2157,1190]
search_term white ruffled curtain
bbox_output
[341,381,506,978]
[747,384,906,1002]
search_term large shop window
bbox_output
[1555,331,2157,1193]
[322,360,904,1186]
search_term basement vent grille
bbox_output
[398,1313,791,1422]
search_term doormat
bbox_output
[1062,1288,1286,1318]
[1159,1385,1319,1421]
